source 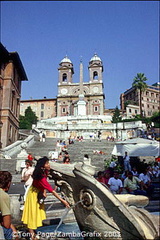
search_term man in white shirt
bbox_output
[123,151,131,171]
[108,172,123,194]
[139,168,154,197]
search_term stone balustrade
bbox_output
[0,135,35,158]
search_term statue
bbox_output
[16,142,28,173]
[50,161,159,240]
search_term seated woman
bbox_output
[96,171,106,185]
[63,156,70,164]
[21,157,70,240]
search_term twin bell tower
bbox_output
[57,54,105,117]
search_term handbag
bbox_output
[37,191,46,204]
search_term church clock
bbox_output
[93,86,99,93]
[61,88,68,95]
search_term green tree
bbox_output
[19,106,38,129]
[19,115,30,129]
[124,100,131,109]
[112,106,122,123]
[150,111,160,128]
[132,73,148,117]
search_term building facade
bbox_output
[0,43,28,148]
[120,83,160,117]
[57,54,105,116]
[20,54,105,119]
[20,98,57,120]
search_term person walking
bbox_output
[21,160,34,202]
[42,132,46,142]
[123,151,131,171]
[39,131,43,142]
[21,157,69,240]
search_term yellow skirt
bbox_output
[21,186,46,229]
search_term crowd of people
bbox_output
[96,152,159,198]
[0,136,159,239]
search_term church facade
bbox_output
[57,54,105,117]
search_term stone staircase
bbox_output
[21,137,114,172]
[21,137,160,214]
[66,139,114,171]
[1,136,159,216]
[144,178,160,213]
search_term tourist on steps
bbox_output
[21,157,70,240]
[21,160,34,202]
[108,171,123,194]
[124,171,146,196]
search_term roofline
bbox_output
[124,84,159,94]
[0,42,9,63]
[9,52,28,81]
[20,98,57,102]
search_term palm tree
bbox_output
[132,73,148,117]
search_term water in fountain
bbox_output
[37,200,84,240]
[54,200,83,233]
[37,222,83,240]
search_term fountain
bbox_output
[49,161,159,240]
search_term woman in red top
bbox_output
[21,157,69,239]
[96,171,106,185]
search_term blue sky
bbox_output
[1,1,159,109]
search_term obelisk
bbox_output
[77,59,86,116]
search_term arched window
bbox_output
[93,71,98,80]
[62,73,67,82]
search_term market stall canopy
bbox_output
[112,138,159,157]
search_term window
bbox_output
[11,91,15,112]
[151,93,154,98]
[40,111,44,118]
[9,125,12,140]
[93,71,98,80]
[62,108,66,113]
[0,63,4,76]
[94,106,98,112]
[129,109,131,113]
[41,103,44,109]
[135,110,137,114]
[62,73,67,82]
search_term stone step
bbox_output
[146,200,160,206]
[145,203,160,212]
